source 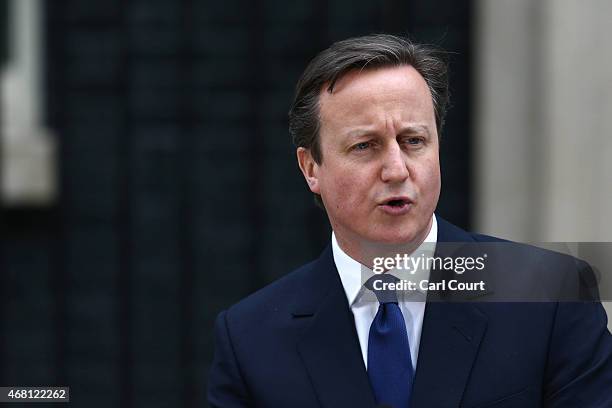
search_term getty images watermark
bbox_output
[369,252,488,293]
[372,253,487,274]
[362,242,612,302]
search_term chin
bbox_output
[370,229,419,245]
[370,216,432,245]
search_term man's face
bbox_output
[298,65,441,256]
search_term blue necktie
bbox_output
[366,274,414,408]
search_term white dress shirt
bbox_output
[331,215,438,371]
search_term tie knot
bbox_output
[365,274,400,304]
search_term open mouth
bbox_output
[378,197,412,215]
[386,199,408,207]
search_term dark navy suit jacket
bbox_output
[208,217,612,407]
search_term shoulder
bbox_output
[226,258,318,320]
[439,216,589,268]
[439,217,597,300]
[220,244,337,334]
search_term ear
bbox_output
[296,147,321,194]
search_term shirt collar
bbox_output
[332,214,438,306]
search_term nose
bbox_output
[380,143,409,183]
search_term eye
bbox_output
[401,136,425,147]
[353,141,371,151]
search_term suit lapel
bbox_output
[295,246,376,408]
[410,216,489,407]
[411,302,488,407]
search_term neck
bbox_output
[334,220,433,270]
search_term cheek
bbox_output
[329,177,361,209]
[415,156,441,196]
[321,168,371,210]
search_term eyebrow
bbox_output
[398,125,431,136]
[346,125,431,139]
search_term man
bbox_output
[208,34,612,407]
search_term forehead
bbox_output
[317,65,435,128]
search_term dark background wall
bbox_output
[1,1,472,407]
